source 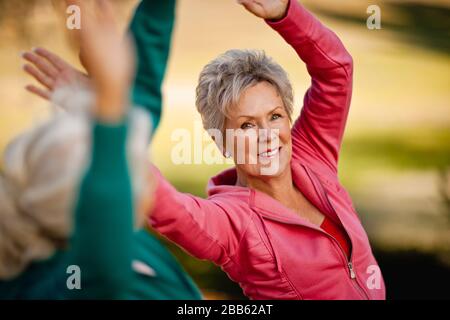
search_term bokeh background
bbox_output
[0,0,449,299]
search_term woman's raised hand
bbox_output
[72,0,136,123]
[22,47,91,101]
[237,0,289,20]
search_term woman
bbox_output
[23,0,385,300]
[148,0,386,299]
[0,0,200,300]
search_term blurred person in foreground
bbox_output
[0,0,200,299]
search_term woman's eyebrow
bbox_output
[268,106,284,114]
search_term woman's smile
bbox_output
[258,146,282,160]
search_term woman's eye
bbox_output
[271,113,282,120]
[240,122,253,129]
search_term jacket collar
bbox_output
[206,162,338,227]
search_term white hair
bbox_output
[0,85,151,280]
[196,49,294,133]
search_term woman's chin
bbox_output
[259,150,290,176]
[237,146,290,178]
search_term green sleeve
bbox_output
[130,0,176,133]
[66,121,134,299]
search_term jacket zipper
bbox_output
[348,261,356,279]
[260,209,367,299]
[304,166,370,299]
[323,186,370,299]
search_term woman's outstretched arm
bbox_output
[148,167,251,267]
[265,0,353,174]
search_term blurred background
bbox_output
[0,0,449,299]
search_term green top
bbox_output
[0,122,201,300]
[130,0,176,132]
[0,0,202,300]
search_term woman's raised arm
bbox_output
[240,0,354,174]
[130,0,176,133]
[267,0,353,174]
[66,0,136,298]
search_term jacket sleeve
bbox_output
[66,122,134,299]
[148,167,249,267]
[129,0,176,133]
[267,0,353,174]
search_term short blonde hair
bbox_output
[196,49,294,132]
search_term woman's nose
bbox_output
[257,126,279,144]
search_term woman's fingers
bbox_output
[23,63,55,90]
[25,84,51,100]
[33,47,69,71]
[22,51,58,79]
[237,1,265,18]
[236,0,288,20]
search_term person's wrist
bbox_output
[96,88,128,123]
[268,1,289,21]
[96,78,128,94]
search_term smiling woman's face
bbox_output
[224,81,292,182]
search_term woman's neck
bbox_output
[236,167,298,205]
[236,167,326,226]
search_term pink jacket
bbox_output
[150,0,386,300]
